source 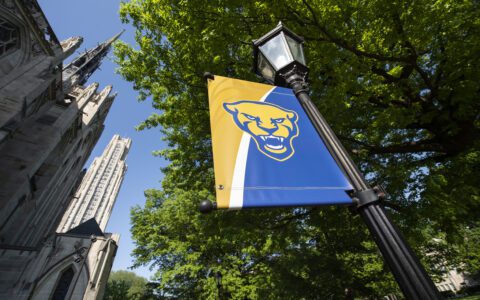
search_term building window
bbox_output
[51,266,74,300]
[0,18,19,58]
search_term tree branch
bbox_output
[339,135,445,154]
[301,0,412,63]
[267,208,316,230]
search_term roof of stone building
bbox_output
[66,218,104,237]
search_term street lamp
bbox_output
[253,23,441,300]
[253,22,307,87]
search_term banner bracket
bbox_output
[353,189,382,209]
[204,72,215,81]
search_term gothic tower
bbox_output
[62,30,124,91]
[58,135,131,233]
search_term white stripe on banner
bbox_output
[229,87,275,209]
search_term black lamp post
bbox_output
[215,271,223,299]
[253,22,441,300]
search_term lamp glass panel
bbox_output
[285,34,306,65]
[259,33,293,70]
[257,52,275,82]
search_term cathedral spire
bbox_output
[62,30,125,91]
[104,29,125,48]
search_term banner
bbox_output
[208,75,353,209]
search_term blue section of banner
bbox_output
[242,86,353,207]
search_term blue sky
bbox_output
[38,1,166,279]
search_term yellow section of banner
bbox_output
[207,75,273,208]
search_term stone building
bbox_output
[0,1,127,298]
[58,134,131,233]
[20,134,131,299]
[435,267,478,294]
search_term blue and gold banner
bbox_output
[208,75,353,209]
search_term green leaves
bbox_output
[116,0,480,297]
[105,271,155,300]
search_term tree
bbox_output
[104,270,155,300]
[115,0,480,298]
[104,279,130,300]
[458,222,480,281]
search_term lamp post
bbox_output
[252,22,441,300]
[215,271,223,299]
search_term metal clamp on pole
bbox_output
[353,189,380,209]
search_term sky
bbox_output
[38,0,166,279]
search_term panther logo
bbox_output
[223,100,299,161]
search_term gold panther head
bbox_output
[223,100,299,161]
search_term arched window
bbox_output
[0,17,19,58]
[51,266,75,300]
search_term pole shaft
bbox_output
[287,76,441,299]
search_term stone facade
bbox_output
[0,1,126,299]
[58,135,131,233]
[0,231,120,299]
